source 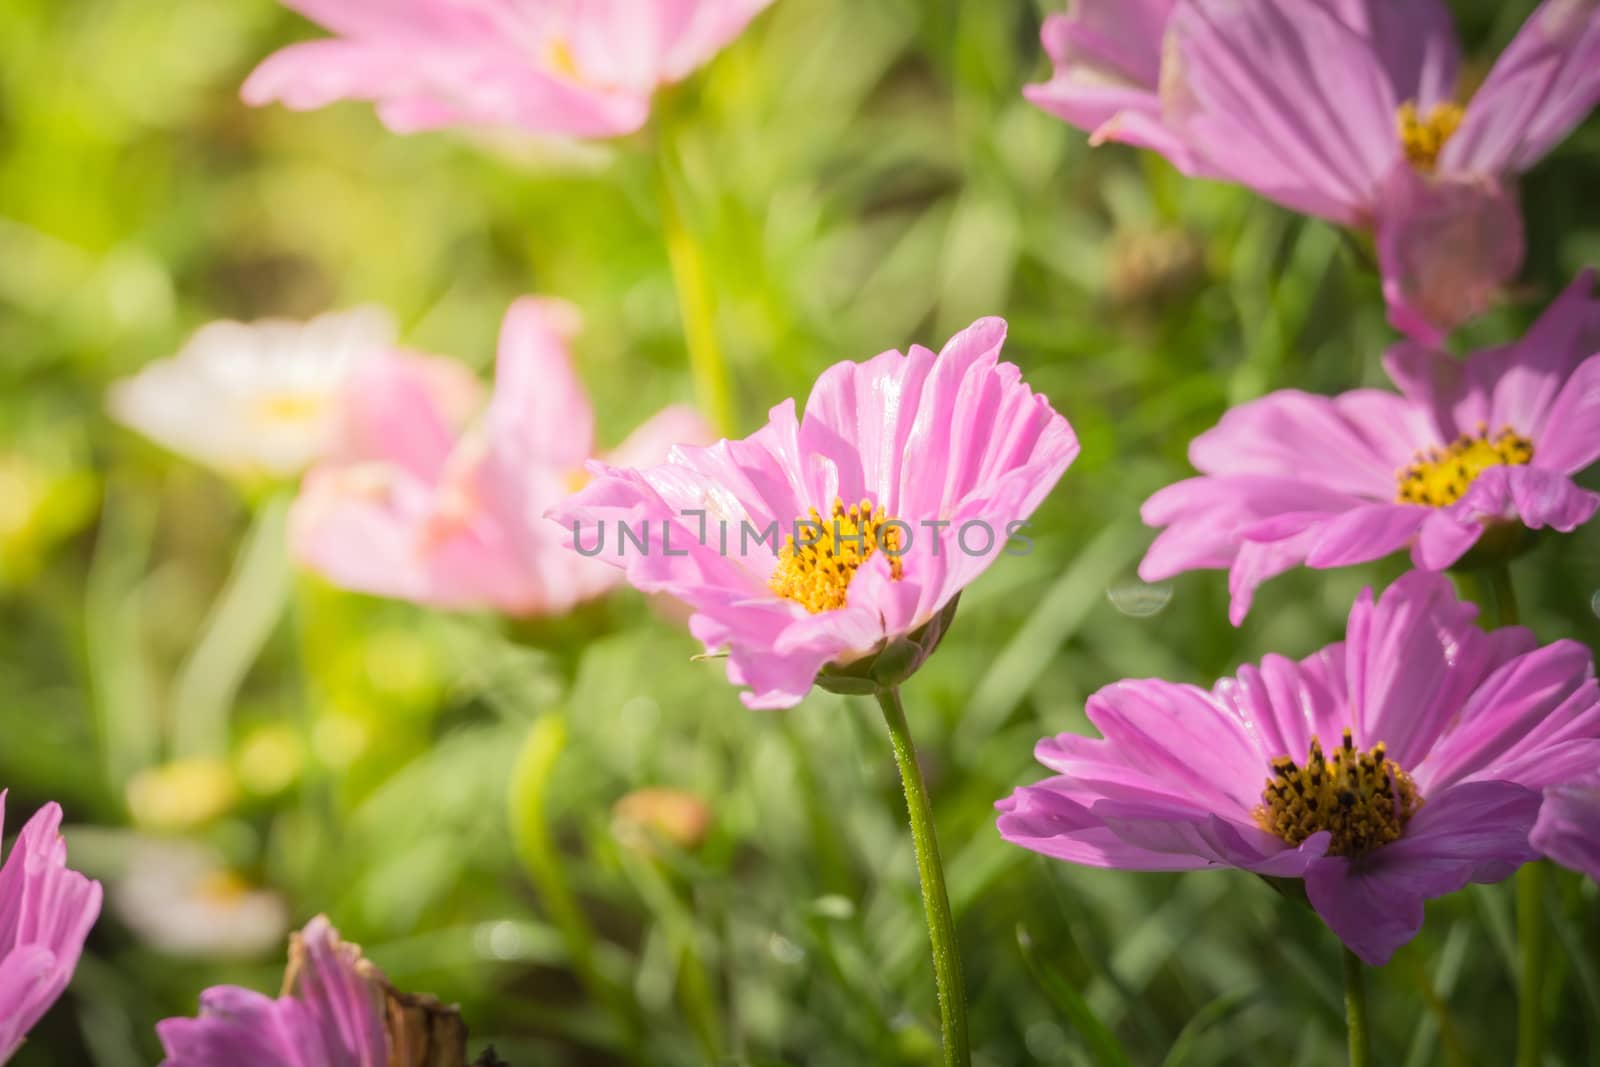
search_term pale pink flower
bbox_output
[292,297,711,616]
[0,797,103,1062]
[547,318,1079,708]
[244,0,775,139]
[1027,0,1600,340]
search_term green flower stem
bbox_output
[1472,565,1548,1067]
[509,715,646,1061]
[1516,859,1547,1067]
[1482,563,1521,627]
[172,493,291,757]
[655,131,734,437]
[1343,947,1372,1067]
[874,686,971,1067]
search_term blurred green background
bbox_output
[2,0,1598,1064]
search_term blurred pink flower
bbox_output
[1533,774,1600,881]
[998,572,1600,966]
[547,318,1079,708]
[292,297,711,616]
[0,797,102,1062]
[1140,271,1600,624]
[1027,0,1600,340]
[157,915,480,1067]
[243,0,775,139]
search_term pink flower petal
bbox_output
[1533,776,1600,881]
[0,799,101,1062]
[1303,504,1428,568]
[1342,572,1532,768]
[244,1,771,138]
[1440,465,1600,539]
[1304,780,1541,965]
[1534,352,1600,474]
[1376,169,1524,345]
[1166,0,1400,226]
[1385,270,1600,440]
[1023,2,1176,155]
[1419,642,1600,792]
[1329,0,1460,109]
[1441,0,1600,175]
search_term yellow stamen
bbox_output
[1255,728,1422,857]
[1397,100,1464,172]
[1396,425,1534,507]
[769,497,904,614]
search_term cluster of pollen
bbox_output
[769,497,904,614]
[1396,100,1464,172]
[1255,729,1423,857]
[1396,425,1534,507]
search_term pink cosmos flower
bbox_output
[157,915,487,1067]
[243,0,775,139]
[1140,270,1600,624]
[1533,773,1600,881]
[0,797,103,1062]
[292,297,711,616]
[547,318,1080,708]
[998,571,1600,966]
[1027,0,1600,341]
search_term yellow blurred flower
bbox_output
[235,724,305,796]
[125,757,237,831]
[0,451,97,587]
[312,712,369,769]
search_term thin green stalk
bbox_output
[508,715,646,1062]
[172,493,291,757]
[1516,859,1547,1067]
[1344,947,1372,1067]
[874,686,970,1067]
[1483,564,1520,627]
[1475,565,1546,1067]
[655,134,734,436]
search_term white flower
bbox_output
[111,839,288,958]
[108,306,397,478]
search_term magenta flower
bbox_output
[998,572,1600,965]
[157,915,480,1067]
[292,297,711,616]
[1140,271,1600,624]
[547,318,1079,708]
[243,0,774,139]
[0,797,102,1063]
[1027,0,1600,340]
[1533,774,1600,881]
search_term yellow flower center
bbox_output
[1255,729,1423,857]
[769,497,904,614]
[1396,100,1464,172]
[544,37,581,80]
[196,870,253,905]
[1396,426,1534,507]
[254,391,328,425]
